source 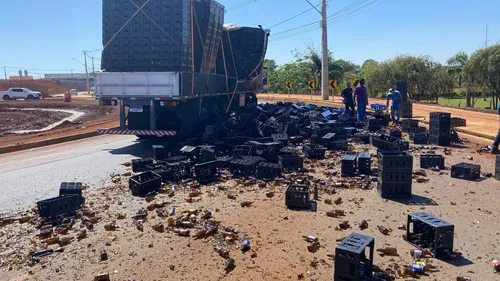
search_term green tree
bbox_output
[447,51,468,88]
[463,44,500,109]
[360,59,378,96]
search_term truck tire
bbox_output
[2,95,10,100]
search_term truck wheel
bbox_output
[27,95,34,100]
[2,95,10,100]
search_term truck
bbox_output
[1,88,42,100]
[96,0,269,139]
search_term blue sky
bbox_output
[0,0,499,78]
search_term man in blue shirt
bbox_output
[386,88,402,124]
[492,104,500,154]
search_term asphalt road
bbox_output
[0,135,151,211]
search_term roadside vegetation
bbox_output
[265,44,500,110]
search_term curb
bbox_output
[0,131,99,155]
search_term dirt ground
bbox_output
[0,109,71,136]
[0,136,499,281]
[0,97,118,147]
[259,94,500,140]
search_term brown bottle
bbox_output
[43,237,60,245]
[174,228,190,237]
[307,241,320,253]
[181,221,193,228]
[376,247,398,256]
[326,209,345,218]
[76,229,87,240]
[456,277,472,281]
[152,223,165,233]
[338,220,350,230]
[194,229,207,239]
[377,225,389,235]
[104,222,118,231]
[359,220,368,229]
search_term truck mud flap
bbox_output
[97,128,176,136]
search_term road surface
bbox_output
[0,135,149,211]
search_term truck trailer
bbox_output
[97,0,269,139]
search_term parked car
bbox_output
[70,89,78,96]
[1,88,41,100]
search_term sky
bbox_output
[0,0,499,78]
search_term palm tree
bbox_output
[447,51,468,88]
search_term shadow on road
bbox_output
[387,194,438,206]
[104,140,154,158]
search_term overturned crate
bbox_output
[285,185,310,209]
[410,132,429,144]
[420,154,445,169]
[37,194,81,219]
[152,145,167,161]
[370,135,409,151]
[257,162,282,179]
[407,212,454,259]
[164,161,193,182]
[229,156,265,178]
[278,155,304,170]
[303,144,326,159]
[129,171,162,197]
[334,232,375,281]
[451,163,480,180]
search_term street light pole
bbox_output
[83,51,90,96]
[321,0,329,100]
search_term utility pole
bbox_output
[321,0,329,100]
[3,66,7,80]
[83,51,90,95]
[485,24,488,48]
[91,57,96,96]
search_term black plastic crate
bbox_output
[370,135,408,151]
[199,147,216,163]
[401,119,419,128]
[377,180,412,198]
[59,182,84,205]
[450,117,466,127]
[278,155,304,170]
[430,112,451,121]
[334,233,375,281]
[420,154,445,169]
[496,156,500,181]
[257,162,282,179]
[341,155,357,177]
[131,158,153,173]
[367,124,381,132]
[378,150,413,171]
[278,147,296,156]
[355,134,370,144]
[368,118,388,127]
[152,145,166,161]
[164,161,193,182]
[303,144,326,159]
[194,161,219,184]
[407,212,454,258]
[389,130,402,139]
[407,126,427,133]
[285,185,310,209]
[37,194,81,219]
[429,135,450,146]
[451,163,480,180]
[411,133,429,144]
[129,171,162,197]
[358,153,371,175]
[401,101,413,118]
[229,157,265,177]
[344,127,358,135]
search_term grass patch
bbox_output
[437,98,495,109]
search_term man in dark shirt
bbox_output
[354,78,369,122]
[341,81,354,116]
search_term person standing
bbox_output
[492,103,500,154]
[354,78,369,122]
[341,81,354,116]
[386,88,402,124]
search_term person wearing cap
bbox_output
[341,81,355,116]
[492,104,500,154]
[354,78,369,122]
[386,88,402,124]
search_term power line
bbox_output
[4,66,83,72]
[226,0,257,13]
[268,5,319,29]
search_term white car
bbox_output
[70,89,78,96]
[1,88,42,100]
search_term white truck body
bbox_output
[95,72,180,99]
[1,88,41,100]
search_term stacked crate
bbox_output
[101,0,224,73]
[377,151,413,198]
[341,155,357,177]
[401,101,413,118]
[429,112,451,146]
